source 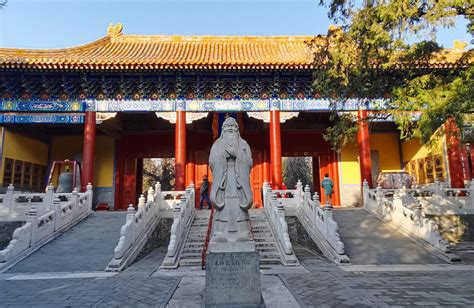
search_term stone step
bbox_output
[184,243,205,247]
[180,254,201,259]
[256,247,279,251]
[254,239,276,243]
[255,243,277,247]
[259,258,282,265]
[179,259,202,266]
[182,249,203,255]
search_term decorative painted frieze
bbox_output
[0,100,85,112]
[0,114,84,124]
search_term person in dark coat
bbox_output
[200,174,211,210]
[321,173,334,205]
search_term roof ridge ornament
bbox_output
[107,23,123,37]
[453,40,467,51]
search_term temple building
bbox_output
[0,24,472,210]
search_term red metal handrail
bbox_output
[201,205,215,269]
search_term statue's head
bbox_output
[221,117,239,139]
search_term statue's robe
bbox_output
[209,136,253,232]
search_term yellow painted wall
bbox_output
[340,133,402,185]
[340,141,361,185]
[51,136,115,187]
[0,129,49,185]
[370,133,402,171]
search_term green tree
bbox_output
[315,0,473,149]
[283,157,313,190]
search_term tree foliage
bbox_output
[316,0,474,149]
[143,158,175,191]
[283,157,313,190]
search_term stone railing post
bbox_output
[27,206,38,245]
[138,194,146,211]
[86,183,93,212]
[313,192,320,206]
[296,180,303,207]
[303,185,311,207]
[53,197,61,231]
[71,188,79,218]
[126,204,136,241]
[4,184,15,214]
[147,186,155,204]
[362,179,369,206]
[44,183,55,212]
[399,186,407,205]
[375,185,383,206]
[413,200,423,226]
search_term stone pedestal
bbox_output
[204,241,262,307]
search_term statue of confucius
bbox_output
[209,117,253,243]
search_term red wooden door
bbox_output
[250,150,263,208]
[319,156,330,205]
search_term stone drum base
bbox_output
[204,241,262,307]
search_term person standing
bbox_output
[321,173,334,205]
[200,174,211,210]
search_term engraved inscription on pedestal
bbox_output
[205,243,262,307]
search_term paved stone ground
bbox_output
[1,245,474,307]
[8,212,127,273]
[333,208,446,265]
[2,211,474,307]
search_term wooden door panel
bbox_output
[250,151,263,208]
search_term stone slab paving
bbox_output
[333,208,446,265]
[7,212,127,273]
[1,231,474,307]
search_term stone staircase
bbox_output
[178,209,283,267]
[179,210,210,267]
[249,209,282,266]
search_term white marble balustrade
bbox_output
[362,180,451,254]
[262,183,293,255]
[113,183,164,261]
[0,184,93,264]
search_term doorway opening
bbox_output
[282,157,314,192]
[140,158,176,194]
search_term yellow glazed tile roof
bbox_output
[0,24,471,71]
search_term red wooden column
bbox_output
[186,151,195,187]
[263,130,271,183]
[270,104,282,189]
[445,119,465,188]
[81,111,96,191]
[330,150,341,206]
[357,109,373,188]
[175,105,186,190]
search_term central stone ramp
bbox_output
[7,212,126,273]
[332,208,446,265]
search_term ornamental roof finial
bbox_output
[107,23,123,37]
[453,40,467,51]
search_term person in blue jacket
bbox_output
[321,173,334,205]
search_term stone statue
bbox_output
[209,117,253,243]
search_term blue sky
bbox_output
[0,0,471,49]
